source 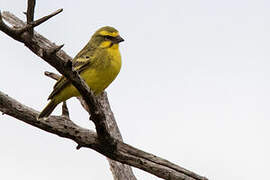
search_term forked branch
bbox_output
[0,91,207,180]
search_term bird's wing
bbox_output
[48,56,93,100]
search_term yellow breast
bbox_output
[82,44,122,94]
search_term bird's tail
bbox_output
[38,100,57,119]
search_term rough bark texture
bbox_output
[0,1,208,180]
[0,91,206,180]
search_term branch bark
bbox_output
[26,0,35,35]
[0,5,208,180]
[0,91,207,180]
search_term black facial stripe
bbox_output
[104,35,115,41]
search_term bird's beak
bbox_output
[114,35,124,43]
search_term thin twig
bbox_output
[44,71,61,80]
[26,0,36,35]
[27,0,35,23]
[62,101,69,117]
[20,9,63,34]
[30,9,63,28]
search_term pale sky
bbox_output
[1,0,270,179]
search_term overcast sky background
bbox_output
[1,0,270,179]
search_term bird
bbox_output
[38,26,124,119]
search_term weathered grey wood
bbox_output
[0,91,207,180]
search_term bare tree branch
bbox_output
[61,101,70,118]
[44,71,61,80]
[25,8,64,33]
[0,8,63,41]
[23,8,64,35]
[26,0,35,35]
[0,91,207,180]
[0,6,208,180]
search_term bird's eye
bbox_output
[104,35,114,41]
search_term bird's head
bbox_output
[91,26,124,49]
